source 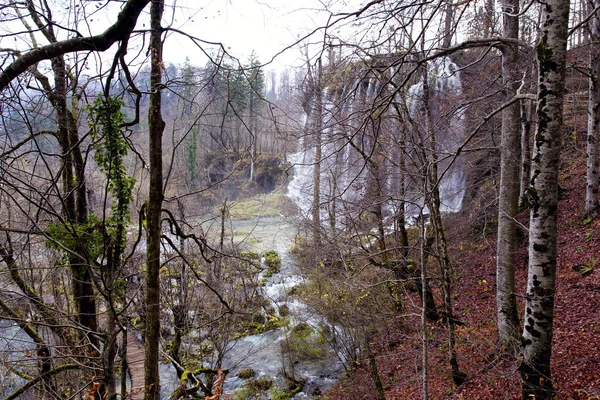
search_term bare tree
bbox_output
[586,0,600,217]
[496,0,522,350]
[143,0,165,398]
[520,0,570,397]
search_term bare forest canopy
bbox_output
[0,0,598,399]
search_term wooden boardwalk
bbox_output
[126,329,146,399]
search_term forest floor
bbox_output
[320,140,600,399]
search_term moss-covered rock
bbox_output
[236,368,256,379]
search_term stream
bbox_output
[156,216,344,399]
[218,217,344,398]
[0,218,343,400]
[0,216,344,400]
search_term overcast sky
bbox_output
[161,0,335,70]
[0,0,361,76]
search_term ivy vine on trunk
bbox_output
[87,95,135,399]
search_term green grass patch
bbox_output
[225,193,298,220]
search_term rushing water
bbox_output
[153,216,344,399]
[0,216,342,400]
[0,320,35,399]
[211,217,344,398]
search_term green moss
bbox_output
[281,322,327,361]
[236,368,256,379]
[278,304,290,317]
[233,376,274,398]
[248,377,273,391]
[291,322,313,338]
[232,386,255,400]
[270,384,303,400]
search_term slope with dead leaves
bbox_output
[321,137,600,399]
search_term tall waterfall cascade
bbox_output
[287,56,467,225]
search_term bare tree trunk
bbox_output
[104,192,129,399]
[397,156,409,263]
[26,0,98,342]
[586,0,600,217]
[484,0,495,37]
[496,0,522,351]
[120,329,129,399]
[215,200,227,281]
[422,66,465,386]
[103,300,118,400]
[144,0,165,398]
[520,0,569,396]
[428,189,464,385]
[366,338,385,400]
[420,217,429,400]
[250,89,256,182]
[442,1,455,48]
[313,58,323,250]
[519,100,533,208]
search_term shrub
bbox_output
[236,368,256,379]
[248,376,273,391]
[263,250,281,276]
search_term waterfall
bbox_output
[406,56,467,214]
[287,56,467,225]
[287,149,315,219]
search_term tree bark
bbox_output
[520,0,569,396]
[144,0,165,398]
[496,0,522,351]
[422,65,464,386]
[586,0,600,217]
[313,58,323,250]
[366,339,385,400]
[519,100,533,208]
[26,0,98,349]
[442,1,455,48]
[420,218,429,400]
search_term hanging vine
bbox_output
[87,95,136,245]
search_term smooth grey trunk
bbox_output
[328,169,338,234]
[519,100,533,208]
[103,308,117,400]
[120,330,128,399]
[496,0,522,350]
[397,150,409,263]
[586,0,600,217]
[484,0,495,38]
[520,0,569,397]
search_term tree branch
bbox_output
[0,0,150,91]
[4,364,80,400]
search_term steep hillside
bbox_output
[320,136,600,399]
